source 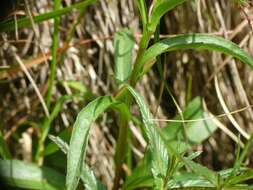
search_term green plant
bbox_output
[1,0,253,190]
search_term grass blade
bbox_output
[0,0,98,32]
[0,159,65,190]
[66,96,115,190]
[114,29,135,83]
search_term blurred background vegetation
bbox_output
[1,0,253,188]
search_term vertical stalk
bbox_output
[113,1,153,188]
[113,93,132,190]
[36,0,61,164]
[130,30,152,86]
[113,108,130,190]
[113,26,152,190]
[46,0,61,110]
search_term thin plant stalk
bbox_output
[36,0,62,164]
[113,1,153,187]
[46,0,62,110]
[113,111,129,190]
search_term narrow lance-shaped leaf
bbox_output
[134,0,148,28]
[126,85,169,188]
[44,127,72,156]
[225,169,253,186]
[114,29,135,83]
[66,96,114,190]
[167,172,214,188]
[138,34,253,78]
[49,135,107,190]
[48,135,69,154]
[0,159,65,190]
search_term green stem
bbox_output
[113,30,152,188]
[113,111,129,190]
[113,3,154,188]
[35,95,77,163]
[113,93,133,190]
[35,117,50,163]
[130,30,152,86]
[112,35,152,189]
[34,0,62,165]
[46,0,61,110]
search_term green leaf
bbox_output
[0,0,98,32]
[149,0,187,32]
[48,134,69,155]
[135,0,148,27]
[226,169,253,186]
[44,127,72,156]
[123,151,202,190]
[114,29,135,83]
[0,159,65,190]
[126,85,169,186]
[49,134,107,190]
[167,145,219,186]
[139,34,253,79]
[162,97,218,145]
[66,96,115,190]
[219,168,247,179]
[184,160,219,186]
[167,172,214,188]
[176,151,202,170]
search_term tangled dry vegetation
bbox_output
[1,0,253,188]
